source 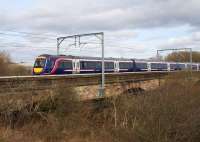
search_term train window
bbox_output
[151,63,157,69]
[150,63,156,69]
[170,63,186,70]
[170,64,177,70]
[160,63,168,69]
[192,65,197,70]
[151,63,167,69]
[136,62,147,69]
[59,60,72,69]
[96,62,102,69]
[105,62,114,69]
[86,61,95,69]
[80,61,86,69]
[119,62,133,69]
[178,64,185,69]
[80,61,102,69]
[34,58,46,68]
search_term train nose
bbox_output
[33,68,43,74]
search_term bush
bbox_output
[0,52,30,76]
[0,52,10,76]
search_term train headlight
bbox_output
[33,68,43,74]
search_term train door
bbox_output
[114,61,116,72]
[72,59,76,74]
[114,61,119,72]
[167,63,170,71]
[184,63,187,70]
[147,62,151,72]
[196,64,199,71]
[76,59,80,73]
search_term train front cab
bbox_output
[33,56,47,75]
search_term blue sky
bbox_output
[0,0,200,65]
[0,0,34,10]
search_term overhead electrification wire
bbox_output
[0,30,82,42]
[0,30,58,37]
[0,32,56,41]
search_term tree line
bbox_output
[165,51,200,62]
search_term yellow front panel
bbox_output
[34,68,43,74]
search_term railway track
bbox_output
[0,71,171,95]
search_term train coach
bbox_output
[33,54,200,75]
[33,55,136,75]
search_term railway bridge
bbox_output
[0,72,170,100]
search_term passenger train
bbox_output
[33,54,200,75]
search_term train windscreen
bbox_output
[34,58,46,68]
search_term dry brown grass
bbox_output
[0,52,31,76]
[0,73,200,142]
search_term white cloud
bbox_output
[1,0,200,63]
[1,0,200,32]
[159,31,200,49]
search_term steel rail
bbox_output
[1,71,198,96]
